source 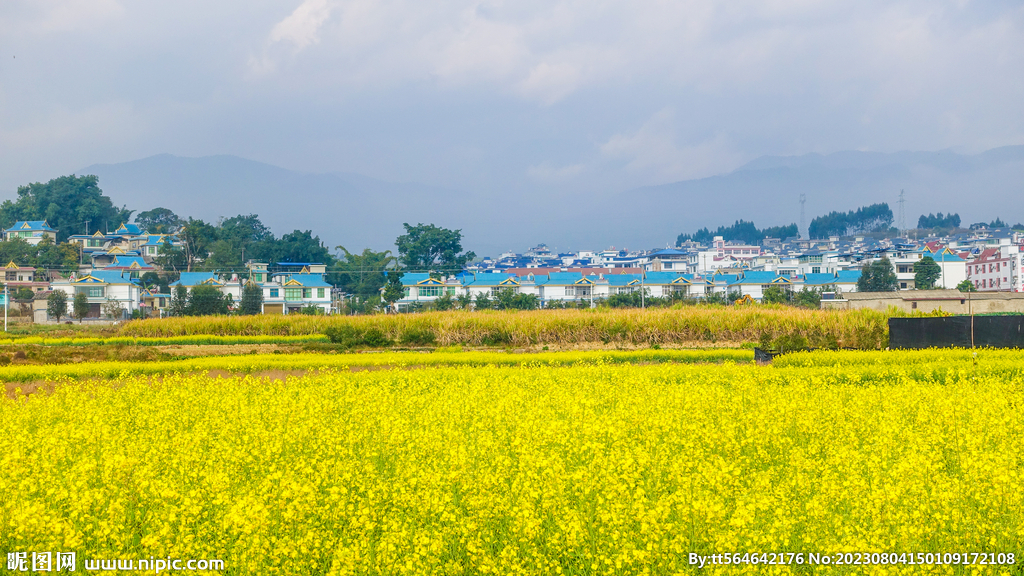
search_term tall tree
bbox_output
[134,208,183,234]
[332,247,396,299]
[47,290,68,322]
[179,218,218,272]
[273,230,332,264]
[914,256,942,289]
[205,214,276,269]
[73,292,90,323]
[381,270,405,312]
[0,175,133,242]
[187,284,229,315]
[396,223,476,275]
[856,258,898,292]
[239,282,264,315]
[809,203,893,238]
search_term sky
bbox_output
[1,0,1023,204]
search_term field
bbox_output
[2,348,1022,575]
[113,307,898,350]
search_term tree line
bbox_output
[677,220,798,246]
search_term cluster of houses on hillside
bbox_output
[2,219,1023,319]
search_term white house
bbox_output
[50,270,142,319]
[4,221,57,246]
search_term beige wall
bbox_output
[823,293,1024,314]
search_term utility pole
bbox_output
[898,190,906,238]
[799,194,806,239]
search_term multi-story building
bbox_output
[4,221,57,245]
[966,247,1022,292]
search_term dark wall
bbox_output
[889,316,1024,349]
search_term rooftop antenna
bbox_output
[898,189,906,238]
[799,194,806,238]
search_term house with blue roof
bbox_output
[4,221,57,246]
[49,270,142,320]
[723,271,795,301]
[104,255,156,278]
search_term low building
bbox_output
[49,271,142,319]
[4,221,57,245]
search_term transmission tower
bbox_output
[799,194,806,239]
[898,189,906,238]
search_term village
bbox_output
[4,217,1023,322]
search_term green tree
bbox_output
[135,208,183,234]
[239,282,264,315]
[913,256,942,289]
[434,292,455,311]
[857,258,898,292]
[72,292,90,323]
[273,230,332,265]
[474,292,492,310]
[179,218,218,272]
[333,247,396,300]
[456,292,473,310]
[396,223,476,275]
[793,287,824,308]
[169,285,189,316]
[956,279,975,292]
[0,175,133,242]
[155,236,187,272]
[47,290,68,322]
[14,287,35,301]
[186,284,228,315]
[381,270,405,312]
[102,298,125,320]
[761,285,789,304]
[205,214,276,269]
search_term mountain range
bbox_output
[73,146,1024,257]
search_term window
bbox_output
[253,273,263,282]
[811,267,820,274]
[77,286,104,298]
[4,272,14,281]
[269,289,279,298]
[447,287,456,295]
[420,286,441,297]
[88,239,103,248]
[159,297,166,307]
[664,262,673,269]
[317,288,325,298]
[285,288,302,301]
[302,288,312,298]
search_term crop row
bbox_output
[0,349,752,383]
[2,361,1020,575]
[118,307,895,349]
[0,334,330,347]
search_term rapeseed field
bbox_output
[2,353,1022,574]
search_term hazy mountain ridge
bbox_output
[73,146,1024,257]
[627,145,1024,239]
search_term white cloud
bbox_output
[527,162,585,181]
[270,0,335,50]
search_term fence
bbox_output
[888,316,1024,349]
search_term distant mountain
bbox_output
[77,154,491,254]
[624,145,1024,240]
[76,146,1024,258]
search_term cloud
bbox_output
[601,108,744,182]
[270,0,335,50]
[527,162,585,181]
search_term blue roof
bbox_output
[535,272,590,286]
[114,223,143,235]
[728,271,785,285]
[282,274,331,288]
[463,274,518,287]
[170,272,222,287]
[834,270,861,283]
[802,273,837,286]
[649,249,689,257]
[398,273,431,286]
[5,221,55,233]
[276,262,324,267]
[642,272,687,284]
[76,270,139,284]
[606,274,643,286]
[143,235,176,246]
[105,256,153,269]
